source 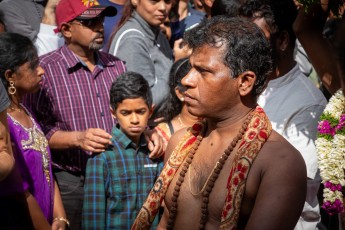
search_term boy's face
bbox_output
[111,98,153,144]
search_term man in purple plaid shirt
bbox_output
[24,0,164,229]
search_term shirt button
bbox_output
[100,112,104,116]
[96,92,100,97]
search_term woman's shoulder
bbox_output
[115,18,145,38]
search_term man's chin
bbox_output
[89,43,103,51]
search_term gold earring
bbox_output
[179,97,184,102]
[8,81,16,95]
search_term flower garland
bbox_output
[316,89,345,215]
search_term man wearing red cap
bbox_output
[24,0,162,229]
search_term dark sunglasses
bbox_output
[70,17,104,28]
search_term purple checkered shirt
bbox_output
[24,45,126,174]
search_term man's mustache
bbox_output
[93,33,103,40]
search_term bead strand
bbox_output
[166,112,253,229]
[166,135,203,230]
[198,114,252,229]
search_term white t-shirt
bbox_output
[258,64,327,230]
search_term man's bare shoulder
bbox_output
[259,130,306,168]
[243,130,307,229]
[248,129,307,187]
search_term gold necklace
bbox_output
[188,162,220,196]
[177,114,186,127]
[9,103,22,112]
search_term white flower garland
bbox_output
[316,89,345,215]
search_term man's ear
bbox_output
[109,106,117,119]
[278,30,289,52]
[237,71,256,96]
[60,23,72,39]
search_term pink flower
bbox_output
[318,120,335,136]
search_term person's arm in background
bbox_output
[35,0,64,56]
[25,190,52,229]
[52,180,68,230]
[0,0,40,41]
[293,1,341,94]
[0,81,13,181]
[0,110,14,181]
[173,39,192,62]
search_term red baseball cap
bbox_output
[56,0,117,31]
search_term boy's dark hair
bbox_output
[110,71,153,110]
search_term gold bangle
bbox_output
[53,217,70,227]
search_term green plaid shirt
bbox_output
[82,126,163,229]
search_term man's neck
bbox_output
[68,44,97,71]
[205,104,256,135]
[270,49,297,80]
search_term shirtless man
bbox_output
[132,16,307,230]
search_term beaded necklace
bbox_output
[166,111,254,230]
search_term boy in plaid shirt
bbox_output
[82,72,163,229]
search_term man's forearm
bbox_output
[48,130,81,150]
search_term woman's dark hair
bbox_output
[211,0,243,17]
[110,71,153,110]
[157,58,191,122]
[239,0,298,46]
[106,0,134,51]
[0,33,38,88]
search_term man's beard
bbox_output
[89,42,103,51]
[89,33,104,51]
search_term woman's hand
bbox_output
[144,129,165,159]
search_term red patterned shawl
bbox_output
[132,106,272,229]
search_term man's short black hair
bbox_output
[184,16,272,97]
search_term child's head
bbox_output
[110,71,153,143]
